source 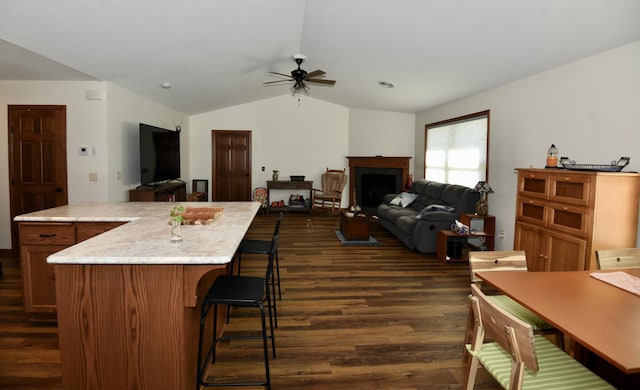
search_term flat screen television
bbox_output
[139,123,180,186]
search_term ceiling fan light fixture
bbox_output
[378,80,396,88]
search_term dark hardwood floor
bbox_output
[0,212,500,389]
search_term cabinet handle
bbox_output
[39,233,56,238]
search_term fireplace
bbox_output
[347,156,411,211]
[357,169,403,207]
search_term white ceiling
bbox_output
[1,0,640,115]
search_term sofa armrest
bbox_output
[382,193,398,204]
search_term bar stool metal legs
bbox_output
[196,239,277,390]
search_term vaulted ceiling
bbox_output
[1,0,639,115]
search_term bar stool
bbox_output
[196,236,277,389]
[237,212,283,299]
[234,213,282,329]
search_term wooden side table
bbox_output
[339,210,370,240]
[436,214,496,263]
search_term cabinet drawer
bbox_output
[19,223,76,245]
[549,174,591,206]
[76,222,125,242]
[547,202,589,238]
[518,171,549,200]
[516,197,547,226]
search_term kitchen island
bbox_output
[15,201,260,390]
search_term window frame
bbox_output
[423,110,490,186]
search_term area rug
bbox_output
[334,230,379,246]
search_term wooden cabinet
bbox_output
[129,181,186,202]
[514,169,640,271]
[18,221,125,313]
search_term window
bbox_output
[424,111,489,188]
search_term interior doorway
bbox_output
[8,105,68,251]
[211,130,252,201]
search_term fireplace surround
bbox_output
[347,156,411,209]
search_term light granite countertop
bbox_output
[15,201,260,265]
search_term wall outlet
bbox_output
[498,230,505,239]
[89,172,98,182]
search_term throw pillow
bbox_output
[389,192,418,208]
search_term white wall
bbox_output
[348,108,416,173]
[1,81,414,250]
[0,80,186,249]
[188,96,417,207]
[0,80,108,249]
[189,95,349,204]
[416,40,640,249]
[105,83,187,201]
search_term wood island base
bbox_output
[54,263,229,390]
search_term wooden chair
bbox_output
[596,248,640,270]
[464,283,613,389]
[463,251,563,363]
[312,168,348,214]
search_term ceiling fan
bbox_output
[263,54,336,92]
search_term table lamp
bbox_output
[473,181,494,216]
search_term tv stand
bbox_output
[129,182,186,202]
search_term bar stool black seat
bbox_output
[196,237,277,389]
[237,212,283,300]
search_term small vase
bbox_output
[404,174,413,191]
[170,219,183,244]
[272,170,279,181]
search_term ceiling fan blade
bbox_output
[305,69,326,78]
[269,72,292,78]
[263,79,293,85]
[306,78,336,85]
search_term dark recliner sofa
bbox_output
[376,180,479,253]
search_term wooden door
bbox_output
[211,130,251,201]
[8,105,68,251]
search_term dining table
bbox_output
[475,268,640,388]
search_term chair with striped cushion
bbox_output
[465,283,613,389]
[463,251,563,363]
[596,247,640,270]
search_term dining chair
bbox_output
[596,247,640,270]
[196,236,277,390]
[463,251,563,363]
[464,283,613,389]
